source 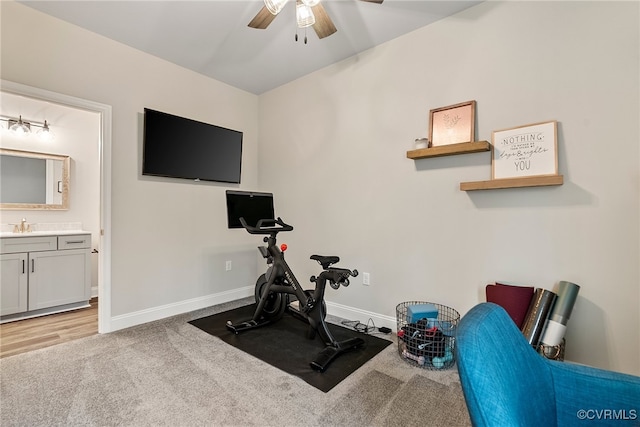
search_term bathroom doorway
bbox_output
[1,80,112,334]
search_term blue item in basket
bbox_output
[427,319,456,336]
[432,348,454,369]
[407,303,439,323]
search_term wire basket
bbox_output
[396,301,460,370]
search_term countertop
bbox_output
[0,230,90,238]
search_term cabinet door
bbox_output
[28,249,91,311]
[0,253,28,316]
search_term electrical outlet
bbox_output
[225,260,232,271]
[363,272,370,286]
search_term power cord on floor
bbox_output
[341,318,391,335]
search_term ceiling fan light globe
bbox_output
[296,2,315,28]
[264,0,288,15]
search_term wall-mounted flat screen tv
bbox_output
[226,190,275,229]
[143,108,243,184]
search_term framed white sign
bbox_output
[492,121,558,179]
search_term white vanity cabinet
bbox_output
[0,252,28,315]
[0,233,91,320]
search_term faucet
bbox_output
[10,218,32,233]
[14,218,31,233]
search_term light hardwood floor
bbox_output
[0,298,98,358]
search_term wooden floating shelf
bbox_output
[460,175,564,191]
[406,141,490,159]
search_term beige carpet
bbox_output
[0,298,471,426]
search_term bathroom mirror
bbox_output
[0,148,70,210]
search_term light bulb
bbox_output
[9,116,31,136]
[37,120,55,141]
[296,1,315,28]
[264,0,288,15]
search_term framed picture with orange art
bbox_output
[428,100,476,147]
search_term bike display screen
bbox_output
[226,190,275,229]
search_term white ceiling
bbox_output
[20,0,480,95]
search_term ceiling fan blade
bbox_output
[248,5,277,29]
[358,0,384,3]
[311,3,337,39]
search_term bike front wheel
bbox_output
[254,274,286,321]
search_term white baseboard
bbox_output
[108,287,395,334]
[109,286,253,332]
[326,301,397,332]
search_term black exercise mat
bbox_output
[189,304,392,393]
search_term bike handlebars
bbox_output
[239,217,294,235]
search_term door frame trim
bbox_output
[1,80,113,333]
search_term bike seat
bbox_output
[310,255,340,269]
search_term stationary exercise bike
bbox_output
[226,217,364,372]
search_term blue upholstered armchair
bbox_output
[456,303,640,426]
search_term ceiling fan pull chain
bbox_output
[304,27,308,44]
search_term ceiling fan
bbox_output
[248,0,384,41]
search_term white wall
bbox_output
[0,92,101,289]
[258,1,639,375]
[1,2,261,319]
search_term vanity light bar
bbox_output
[0,115,50,129]
[0,115,54,139]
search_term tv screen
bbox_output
[143,108,243,184]
[226,190,275,229]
